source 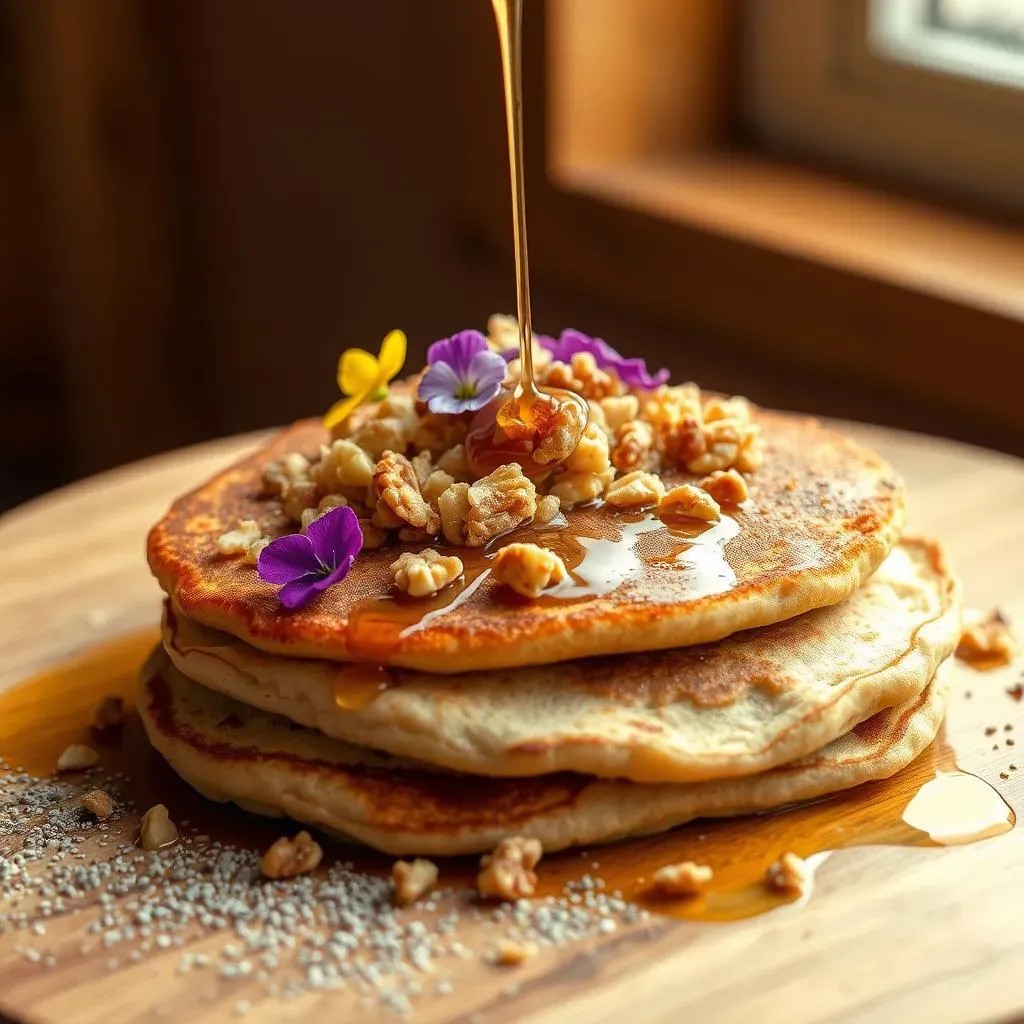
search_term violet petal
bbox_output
[418,361,464,407]
[257,534,319,585]
[306,505,362,570]
[278,576,321,609]
[465,349,507,400]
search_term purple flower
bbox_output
[540,329,670,389]
[257,506,362,610]
[418,330,508,414]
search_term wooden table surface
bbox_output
[1,421,1024,1024]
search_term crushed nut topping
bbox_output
[139,804,177,851]
[56,744,99,772]
[263,452,313,498]
[651,861,713,898]
[421,469,455,509]
[436,443,470,481]
[658,483,721,522]
[563,422,611,475]
[599,394,639,433]
[699,468,749,505]
[604,470,666,509]
[532,397,589,467]
[392,858,439,907]
[491,543,568,598]
[464,464,537,546]
[534,493,561,524]
[611,420,655,473]
[490,939,538,966]
[957,608,1017,668]
[391,548,464,598]
[358,517,390,550]
[372,450,441,535]
[217,519,268,560]
[549,469,614,511]
[92,695,124,730]
[437,481,472,545]
[312,439,375,492]
[477,836,543,901]
[765,851,809,894]
[260,831,323,879]
[82,789,115,820]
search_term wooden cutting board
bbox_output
[1,422,1023,1024]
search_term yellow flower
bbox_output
[323,329,407,431]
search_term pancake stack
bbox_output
[143,342,962,857]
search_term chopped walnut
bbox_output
[410,449,434,486]
[491,543,568,598]
[217,519,267,558]
[644,383,703,430]
[490,939,538,966]
[414,413,470,457]
[477,836,543,900]
[651,861,713,897]
[391,548,464,597]
[533,397,588,466]
[92,695,124,730]
[549,468,614,511]
[464,464,537,546]
[534,494,561,524]
[765,851,809,894]
[699,468,749,505]
[600,394,639,433]
[438,481,472,545]
[358,518,390,550]
[421,469,455,509]
[658,484,721,522]
[605,470,666,509]
[245,537,270,564]
[82,789,115,820]
[139,804,177,851]
[704,395,751,423]
[542,352,623,401]
[392,858,439,907]
[263,452,312,497]
[437,443,471,481]
[260,831,323,879]
[662,416,707,466]
[735,429,765,473]
[352,417,413,461]
[563,422,611,475]
[957,608,1018,668]
[487,312,522,355]
[611,420,655,472]
[376,391,420,432]
[56,744,99,772]
[282,481,319,524]
[312,439,375,491]
[544,360,574,391]
[372,450,440,535]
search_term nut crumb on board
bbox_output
[392,858,439,907]
[957,608,1017,669]
[139,804,178,851]
[491,542,568,598]
[651,861,714,898]
[489,939,538,966]
[56,744,99,772]
[478,836,543,901]
[260,830,323,879]
[765,852,809,894]
[81,789,115,820]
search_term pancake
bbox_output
[147,411,905,673]
[138,653,951,856]
[163,538,960,783]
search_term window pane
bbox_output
[871,0,1024,90]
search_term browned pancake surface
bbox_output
[148,412,904,671]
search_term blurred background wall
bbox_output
[1,0,1022,511]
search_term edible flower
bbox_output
[323,329,407,430]
[417,330,508,414]
[540,328,670,389]
[257,506,362,609]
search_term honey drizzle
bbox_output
[0,634,1015,925]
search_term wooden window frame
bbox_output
[455,0,1024,445]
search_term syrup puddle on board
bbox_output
[1,631,1016,925]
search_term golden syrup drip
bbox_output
[0,634,1016,925]
[331,664,393,711]
[486,0,586,472]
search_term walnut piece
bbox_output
[477,836,543,900]
[263,452,312,497]
[260,831,323,879]
[92,695,124,730]
[957,608,1017,668]
[534,494,561,524]
[549,469,614,511]
[56,744,99,772]
[765,851,809,894]
[391,548,464,598]
[563,422,611,475]
[421,469,455,509]
[611,420,655,473]
[82,789,115,820]
[437,443,470,481]
[651,861,713,898]
[600,394,639,433]
[372,450,440,535]
[217,519,266,558]
[533,398,588,466]
[358,517,390,550]
[490,939,538,966]
[699,468,749,505]
[658,484,721,522]
[392,858,439,906]
[491,543,568,598]
[139,804,177,851]
[605,470,666,509]
[352,417,412,461]
[438,481,472,545]
[313,439,375,491]
[465,464,537,546]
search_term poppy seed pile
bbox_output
[0,756,649,1017]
